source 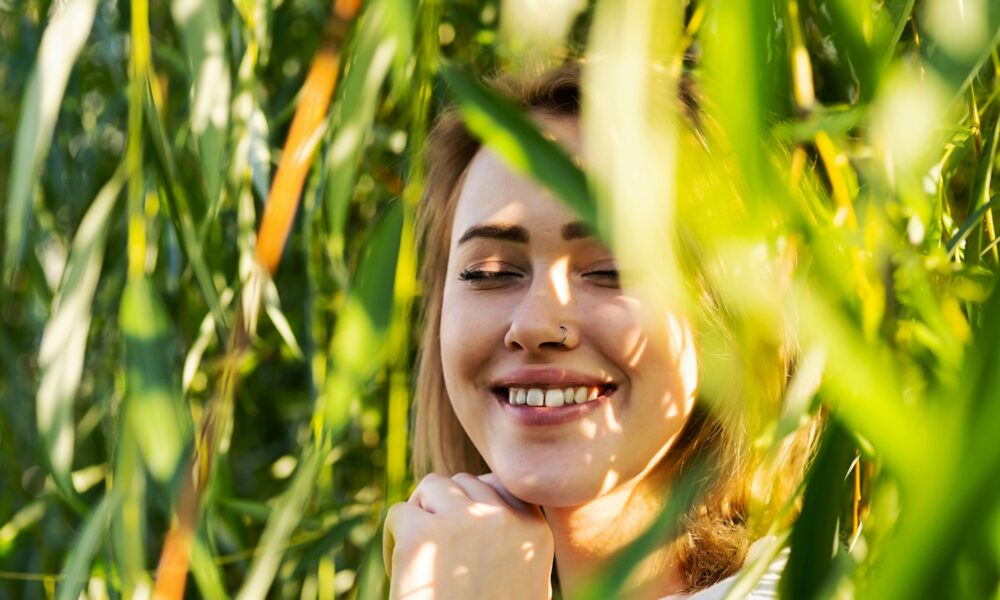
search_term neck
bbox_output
[543,463,687,599]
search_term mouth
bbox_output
[490,384,617,407]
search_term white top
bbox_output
[662,537,787,600]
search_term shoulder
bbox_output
[663,536,788,600]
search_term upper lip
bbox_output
[489,367,616,389]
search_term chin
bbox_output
[492,462,607,508]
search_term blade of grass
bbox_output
[143,87,228,332]
[169,0,230,207]
[320,200,402,436]
[0,500,46,557]
[3,0,100,287]
[441,65,597,234]
[36,163,125,505]
[121,277,191,482]
[779,418,855,599]
[324,0,412,264]
[189,531,229,600]
[235,444,324,600]
[238,201,404,598]
[576,460,709,600]
[56,491,120,600]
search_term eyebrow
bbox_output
[457,220,594,246]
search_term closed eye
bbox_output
[458,269,522,282]
[585,269,620,287]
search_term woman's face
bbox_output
[439,115,698,507]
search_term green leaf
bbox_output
[237,201,404,599]
[236,444,325,600]
[169,0,231,207]
[3,0,100,286]
[190,528,230,600]
[36,165,125,503]
[441,65,598,232]
[322,200,403,435]
[576,460,709,599]
[143,86,228,332]
[780,419,855,599]
[120,277,191,482]
[325,0,413,262]
[918,0,1000,97]
[57,492,121,600]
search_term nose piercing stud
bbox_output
[558,325,569,346]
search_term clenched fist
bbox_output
[383,473,554,600]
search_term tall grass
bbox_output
[0,0,998,598]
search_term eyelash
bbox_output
[457,268,619,285]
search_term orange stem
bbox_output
[255,37,341,274]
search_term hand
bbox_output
[383,472,554,600]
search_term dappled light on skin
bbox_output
[598,467,621,496]
[667,313,699,413]
[521,541,537,561]
[396,541,436,600]
[550,255,572,305]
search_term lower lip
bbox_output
[494,390,614,426]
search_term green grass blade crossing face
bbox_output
[3,0,100,286]
[441,66,598,235]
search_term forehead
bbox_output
[451,114,583,238]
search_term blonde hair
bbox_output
[411,63,820,591]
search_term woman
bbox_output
[384,65,818,599]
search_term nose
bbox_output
[503,264,578,352]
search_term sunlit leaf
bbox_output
[441,65,598,232]
[3,0,100,285]
[325,0,412,262]
[57,492,120,600]
[120,277,191,482]
[169,0,230,206]
[36,165,125,501]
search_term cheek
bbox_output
[438,282,505,393]
[581,297,649,367]
[585,298,696,407]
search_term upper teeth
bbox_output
[507,386,600,407]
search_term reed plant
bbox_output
[1,0,998,598]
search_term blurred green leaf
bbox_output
[36,164,125,503]
[322,199,403,434]
[577,460,708,600]
[780,419,855,599]
[144,87,228,332]
[169,0,231,206]
[441,65,598,232]
[57,491,120,600]
[120,277,191,482]
[3,0,100,286]
[190,529,230,600]
[326,0,413,262]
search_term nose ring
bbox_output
[558,325,569,347]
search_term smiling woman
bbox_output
[383,64,821,599]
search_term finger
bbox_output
[408,472,472,514]
[450,472,507,505]
[383,502,426,578]
[477,473,541,516]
